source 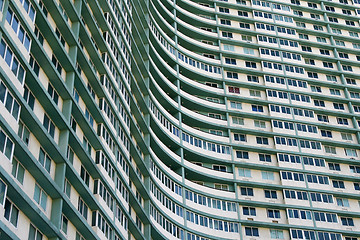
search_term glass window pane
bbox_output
[5,93,13,112]
[40,191,47,210]
[4,138,13,159]
[0,82,6,102]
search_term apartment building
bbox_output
[0,0,360,239]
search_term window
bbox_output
[323,62,333,68]
[43,114,55,138]
[20,0,36,21]
[28,224,43,240]
[336,198,350,207]
[310,193,333,204]
[38,147,51,173]
[307,175,329,185]
[302,46,312,52]
[345,20,355,26]
[245,227,259,237]
[254,120,266,128]
[47,82,59,105]
[338,52,349,59]
[225,58,236,65]
[299,33,308,39]
[12,158,25,184]
[61,214,68,234]
[80,165,90,186]
[350,92,360,99]
[284,190,308,200]
[353,43,360,49]
[297,124,317,133]
[343,65,353,71]
[245,61,257,68]
[213,165,227,172]
[281,171,304,181]
[222,31,233,38]
[64,178,71,198]
[259,154,271,162]
[228,86,240,94]
[317,115,329,123]
[332,28,342,35]
[85,109,94,126]
[250,90,261,97]
[350,165,360,173]
[78,197,88,220]
[214,183,228,190]
[220,19,231,25]
[208,113,221,119]
[327,75,337,82]
[264,190,277,199]
[321,130,332,138]
[307,72,318,78]
[242,35,252,42]
[18,121,30,145]
[23,85,35,110]
[294,108,314,118]
[234,133,246,142]
[349,31,359,38]
[239,22,250,29]
[308,2,317,8]
[275,137,297,147]
[219,7,229,13]
[236,151,249,159]
[330,89,340,96]
[4,198,19,227]
[0,81,20,120]
[328,17,338,23]
[230,101,242,110]
[314,100,325,107]
[238,168,251,177]
[205,82,218,88]
[337,118,349,125]
[232,117,244,125]
[267,209,280,218]
[243,48,254,55]
[270,230,284,239]
[33,183,47,210]
[329,163,340,171]
[252,105,264,112]
[344,237,357,240]
[226,72,238,79]
[51,54,63,75]
[256,137,268,145]
[243,207,256,216]
[303,157,325,167]
[341,217,354,226]
[0,128,14,160]
[345,149,357,157]
[333,180,345,189]
[288,209,312,220]
[314,212,337,223]
[262,171,274,180]
[324,146,336,154]
[320,49,330,55]
[238,10,248,16]
[6,7,32,51]
[0,39,26,83]
[34,26,44,45]
[240,187,253,196]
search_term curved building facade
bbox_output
[0,0,360,239]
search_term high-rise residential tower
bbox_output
[0,0,360,239]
